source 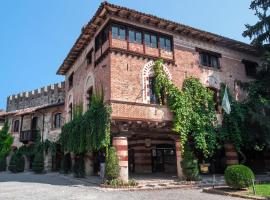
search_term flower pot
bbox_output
[200,163,210,174]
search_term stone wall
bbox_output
[7,82,65,112]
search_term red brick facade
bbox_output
[58,2,259,180]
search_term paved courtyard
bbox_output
[0,172,243,200]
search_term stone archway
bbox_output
[142,61,172,103]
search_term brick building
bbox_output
[0,82,65,171]
[56,2,259,181]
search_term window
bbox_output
[69,103,73,121]
[31,117,38,130]
[242,60,257,78]
[144,33,157,48]
[160,36,172,51]
[199,51,220,69]
[54,113,62,128]
[149,77,166,104]
[95,27,109,51]
[68,73,74,89]
[86,87,93,109]
[112,25,126,40]
[86,49,93,65]
[128,29,142,44]
[101,27,109,44]
[13,120,20,132]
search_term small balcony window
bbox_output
[128,29,142,44]
[112,25,126,40]
[144,33,157,48]
[160,36,172,51]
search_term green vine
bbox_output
[219,84,245,152]
[60,92,111,154]
[153,59,217,158]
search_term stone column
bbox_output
[44,151,52,172]
[113,137,128,182]
[84,152,94,176]
[175,140,183,179]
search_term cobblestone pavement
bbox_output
[0,172,243,200]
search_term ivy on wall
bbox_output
[153,59,217,158]
[60,93,111,154]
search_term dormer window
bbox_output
[197,48,221,69]
[242,59,258,78]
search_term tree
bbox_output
[0,122,14,158]
[243,0,270,48]
[0,122,14,171]
[241,0,270,150]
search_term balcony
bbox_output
[20,130,38,143]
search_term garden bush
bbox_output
[0,156,6,171]
[73,153,85,178]
[181,145,200,181]
[105,147,120,181]
[8,151,25,173]
[225,164,255,189]
[32,152,44,173]
[60,153,72,174]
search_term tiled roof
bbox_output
[57,1,258,75]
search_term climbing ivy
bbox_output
[219,84,245,152]
[60,93,111,154]
[153,59,217,158]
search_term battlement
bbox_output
[7,82,65,112]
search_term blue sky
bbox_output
[0,0,257,110]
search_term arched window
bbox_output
[54,113,62,128]
[86,87,93,109]
[69,103,73,121]
[142,61,172,104]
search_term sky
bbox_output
[0,0,257,110]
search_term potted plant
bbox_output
[200,160,210,174]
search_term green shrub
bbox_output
[73,153,85,178]
[105,147,120,181]
[225,164,255,189]
[0,156,6,171]
[180,145,200,181]
[60,153,72,174]
[32,152,44,173]
[8,151,25,173]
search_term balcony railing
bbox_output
[19,130,38,143]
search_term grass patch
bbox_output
[248,184,270,198]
